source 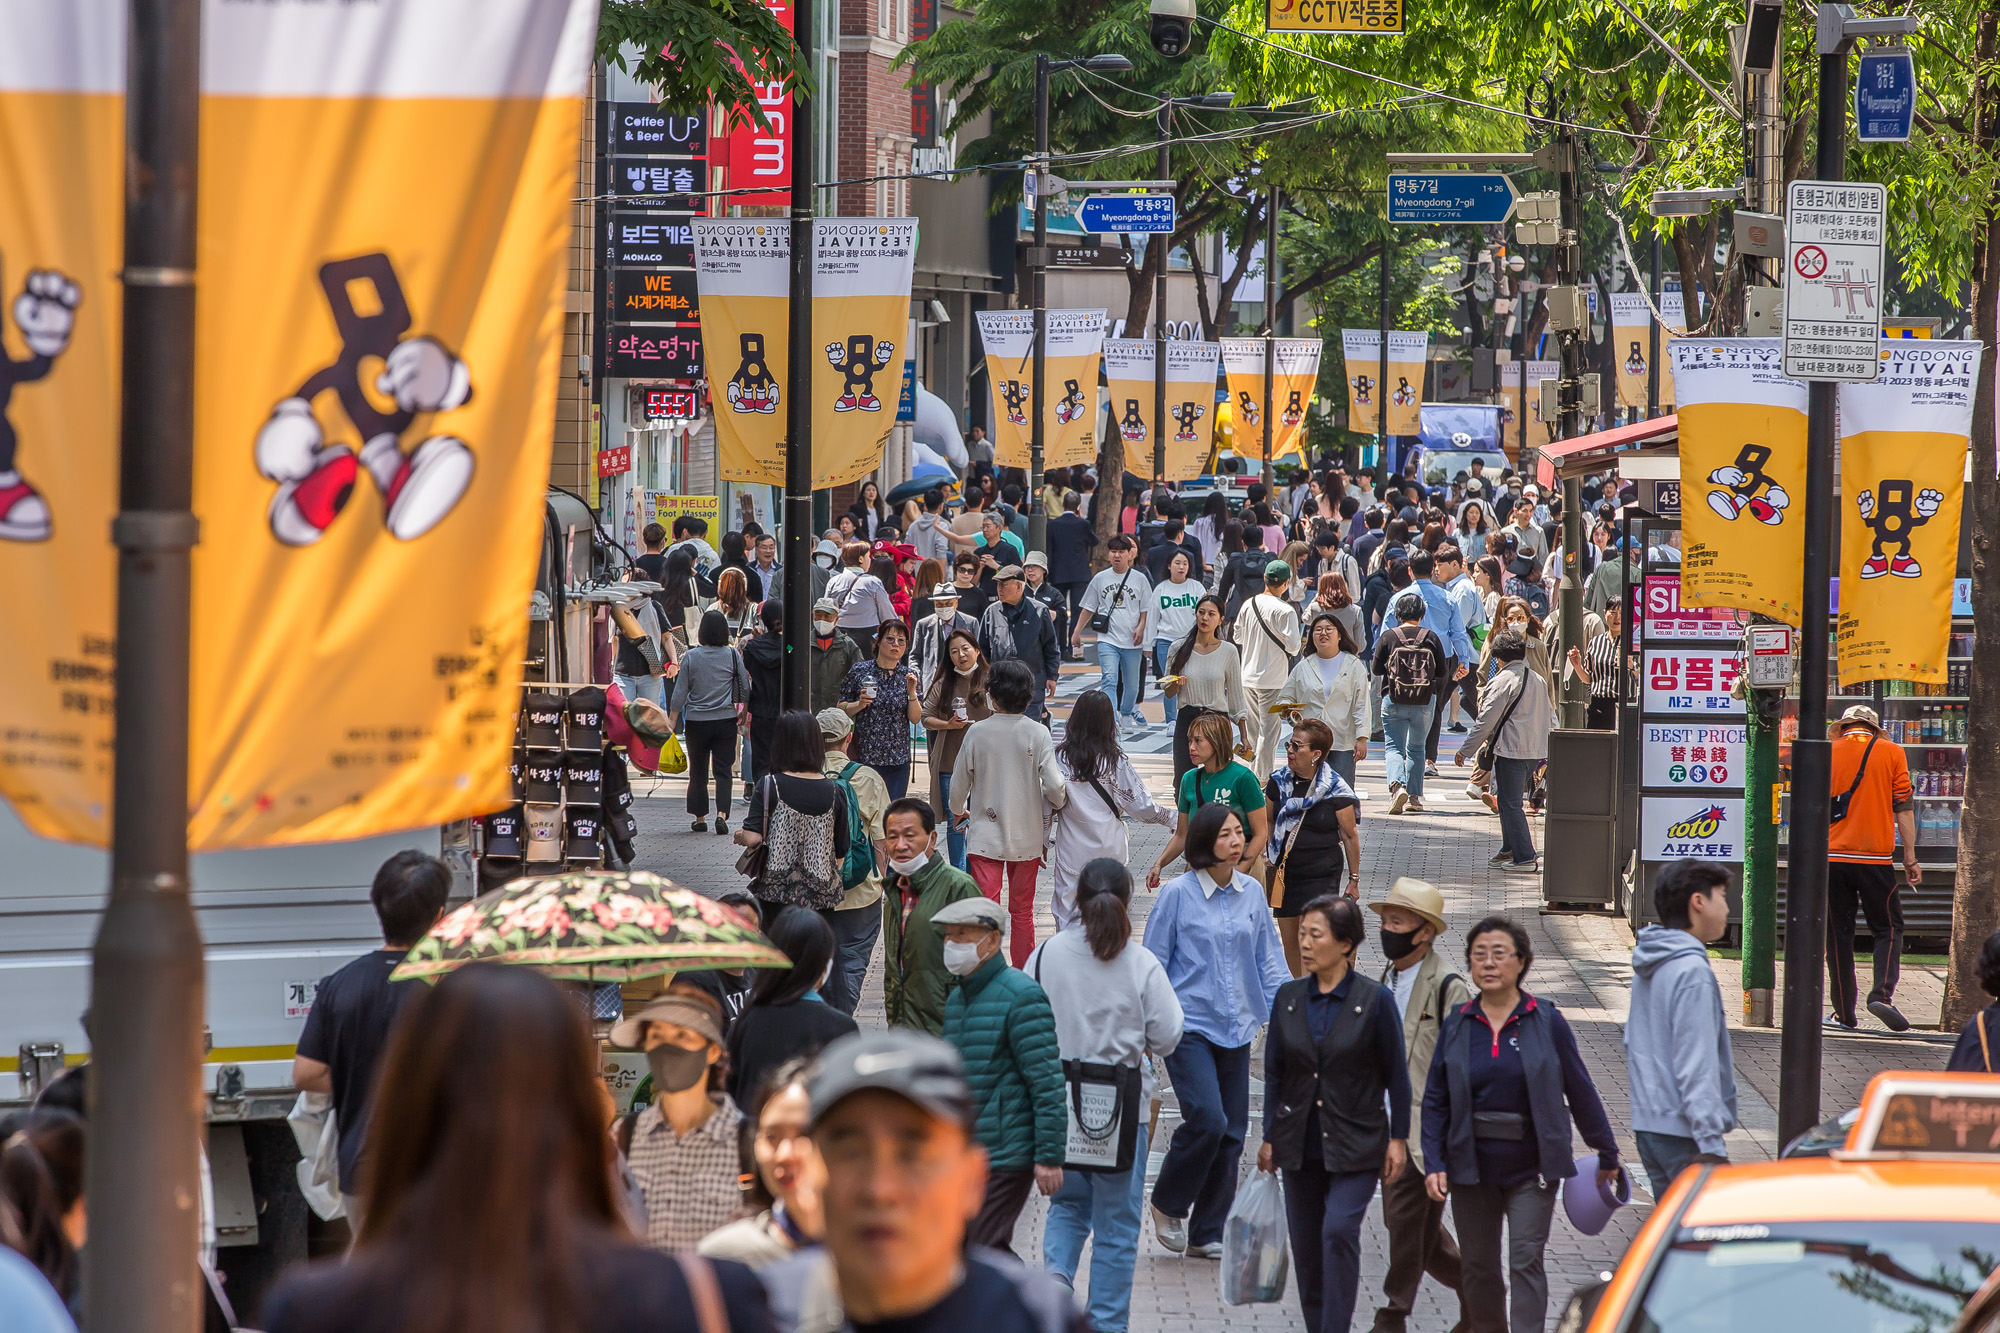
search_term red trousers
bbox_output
[967,854,1042,966]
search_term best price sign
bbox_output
[1641,796,1745,863]
[1642,648,1744,715]
[1641,723,1746,789]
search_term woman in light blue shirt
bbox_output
[1142,802,1290,1258]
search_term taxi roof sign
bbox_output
[1842,1073,2000,1160]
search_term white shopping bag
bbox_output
[286,1092,347,1221]
[1219,1168,1289,1305]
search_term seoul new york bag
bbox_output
[1032,951,1141,1173]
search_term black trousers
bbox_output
[1586,697,1617,730]
[1828,860,1902,1022]
[1057,581,1089,649]
[969,1167,1035,1256]
[682,717,737,818]
[747,711,778,786]
[1375,1154,1463,1332]
[1425,661,1457,762]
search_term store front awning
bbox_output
[1534,414,1679,488]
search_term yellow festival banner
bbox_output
[1102,338,1222,481]
[695,218,918,490]
[1657,290,1685,407]
[1835,340,1982,685]
[975,309,1106,470]
[1220,337,1322,459]
[1669,338,1808,623]
[1338,329,1426,436]
[0,4,123,842]
[186,0,601,849]
[1609,292,1656,410]
[1497,359,1559,460]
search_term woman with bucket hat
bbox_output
[1367,878,1468,1333]
[1421,915,1622,1333]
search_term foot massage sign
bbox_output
[1101,338,1223,483]
[1835,341,1982,686]
[693,218,919,489]
[1668,338,1808,623]
[0,0,598,847]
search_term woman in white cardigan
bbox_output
[1273,609,1370,788]
[949,659,1068,965]
[1046,690,1175,930]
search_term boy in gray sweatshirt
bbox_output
[1624,857,1739,1195]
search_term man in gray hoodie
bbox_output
[1624,857,1738,1195]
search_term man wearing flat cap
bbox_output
[933,896,1067,1257]
[977,564,1060,721]
[763,1031,1085,1333]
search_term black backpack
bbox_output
[1385,625,1437,705]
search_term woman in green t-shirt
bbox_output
[1147,711,1269,887]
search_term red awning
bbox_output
[1534,413,1678,488]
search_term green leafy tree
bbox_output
[599,0,806,129]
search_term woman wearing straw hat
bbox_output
[1366,878,1469,1333]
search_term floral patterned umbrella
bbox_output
[391,869,790,983]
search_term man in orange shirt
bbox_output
[1826,704,1919,1032]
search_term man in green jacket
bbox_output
[880,797,983,1035]
[935,895,1067,1257]
[811,597,864,717]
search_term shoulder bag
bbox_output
[1250,598,1300,671]
[1266,821,1302,911]
[1469,669,1529,785]
[1829,733,1878,824]
[1090,568,1135,634]
[1033,949,1142,1173]
[734,778,772,881]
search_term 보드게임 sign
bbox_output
[1835,340,1982,686]
[1641,796,1745,862]
[1641,723,1748,789]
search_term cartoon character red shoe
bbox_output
[0,472,50,542]
[268,447,358,547]
[1859,552,1891,579]
[1891,554,1922,578]
[361,432,474,541]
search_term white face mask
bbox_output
[941,940,986,976]
[887,850,931,876]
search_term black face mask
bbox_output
[1380,925,1422,962]
[646,1042,710,1094]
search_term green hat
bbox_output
[1264,559,1292,582]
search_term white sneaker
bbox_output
[1152,1204,1187,1253]
[1187,1242,1225,1260]
[1465,782,1485,801]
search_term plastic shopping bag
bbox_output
[1219,1168,1289,1305]
[286,1092,346,1221]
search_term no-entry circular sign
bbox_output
[1793,245,1827,278]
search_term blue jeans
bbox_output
[938,771,968,870]
[1494,755,1536,864]
[1381,698,1434,800]
[1096,640,1144,719]
[1044,1123,1150,1333]
[1283,1156,1379,1333]
[1154,640,1179,723]
[613,672,667,707]
[819,901,882,1016]
[1155,1033,1251,1247]
[1634,1130,1709,1198]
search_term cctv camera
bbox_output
[1149,0,1195,57]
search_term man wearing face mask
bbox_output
[607,986,743,1252]
[810,596,864,716]
[1367,879,1468,1333]
[878,797,984,1035]
[934,896,1067,1256]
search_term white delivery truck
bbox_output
[0,801,473,1305]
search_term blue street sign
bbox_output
[1075,193,1176,234]
[896,358,916,422]
[1386,172,1518,225]
[1855,47,1915,143]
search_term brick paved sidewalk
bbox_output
[626,650,1951,1331]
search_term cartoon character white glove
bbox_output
[1916,488,1944,518]
[377,337,470,413]
[873,340,896,366]
[1707,466,1745,487]
[14,270,80,358]
[825,342,846,368]
[1857,489,1875,520]
[255,398,324,481]
[1763,484,1790,510]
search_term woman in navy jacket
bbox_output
[1420,915,1622,1333]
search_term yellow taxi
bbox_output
[1559,1073,2000,1332]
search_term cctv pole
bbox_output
[1552,123,1588,730]
[1261,185,1277,483]
[780,0,817,711]
[1154,101,1170,500]
[87,1,206,1330]
[1779,3,1853,1149]
[1028,53,1050,557]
